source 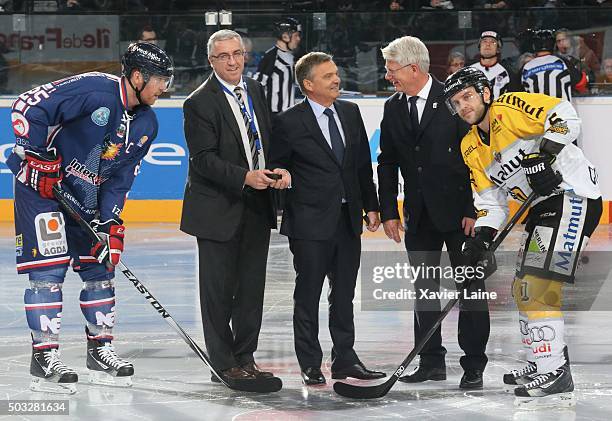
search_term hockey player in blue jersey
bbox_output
[7,42,174,394]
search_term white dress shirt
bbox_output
[215,73,265,170]
[406,74,433,122]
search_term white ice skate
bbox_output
[30,348,78,394]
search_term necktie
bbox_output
[234,86,259,169]
[323,108,345,164]
[409,95,420,132]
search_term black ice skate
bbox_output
[503,361,537,392]
[514,362,575,409]
[30,347,78,394]
[87,330,134,387]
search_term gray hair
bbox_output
[207,29,244,57]
[381,36,430,73]
[447,51,465,65]
[295,51,333,93]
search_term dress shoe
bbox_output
[331,363,386,380]
[398,366,446,383]
[210,366,255,383]
[241,361,274,378]
[301,367,326,385]
[459,369,483,389]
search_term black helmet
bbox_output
[275,17,301,38]
[531,29,555,53]
[121,42,174,83]
[478,30,503,52]
[443,67,491,116]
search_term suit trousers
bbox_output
[196,190,271,371]
[405,208,490,371]
[289,205,361,371]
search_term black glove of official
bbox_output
[521,152,563,197]
[462,226,496,266]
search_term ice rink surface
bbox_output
[1,222,611,421]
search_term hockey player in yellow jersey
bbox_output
[443,67,602,408]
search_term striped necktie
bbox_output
[234,86,259,169]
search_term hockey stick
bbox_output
[52,185,282,393]
[334,192,537,399]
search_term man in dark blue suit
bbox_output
[377,36,490,389]
[268,52,386,385]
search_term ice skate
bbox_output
[514,362,576,409]
[30,348,78,394]
[503,361,537,392]
[87,333,134,387]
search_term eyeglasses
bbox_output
[211,50,245,62]
[385,63,414,75]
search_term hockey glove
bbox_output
[462,227,498,281]
[90,218,125,267]
[521,152,563,197]
[23,149,63,199]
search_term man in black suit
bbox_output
[180,30,291,384]
[268,52,386,385]
[377,36,490,389]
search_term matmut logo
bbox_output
[552,196,585,275]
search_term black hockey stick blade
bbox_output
[334,192,537,399]
[226,376,283,393]
[51,185,283,394]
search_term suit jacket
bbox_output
[180,74,276,241]
[377,77,475,234]
[268,98,379,240]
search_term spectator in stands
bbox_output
[555,29,600,75]
[517,52,535,70]
[138,26,158,45]
[422,0,454,8]
[59,0,86,11]
[389,0,405,9]
[596,57,612,84]
[447,51,465,77]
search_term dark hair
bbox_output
[295,52,333,93]
[137,25,156,41]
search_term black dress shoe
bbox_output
[459,369,483,389]
[301,367,326,385]
[398,366,446,383]
[332,363,386,380]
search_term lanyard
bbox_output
[221,84,261,152]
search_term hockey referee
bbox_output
[254,17,302,114]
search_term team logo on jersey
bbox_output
[547,120,569,136]
[34,212,68,257]
[91,107,110,126]
[101,135,123,161]
[137,135,149,147]
[494,151,502,163]
[16,234,23,257]
[116,123,126,139]
[476,209,488,218]
[12,112,30,138]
